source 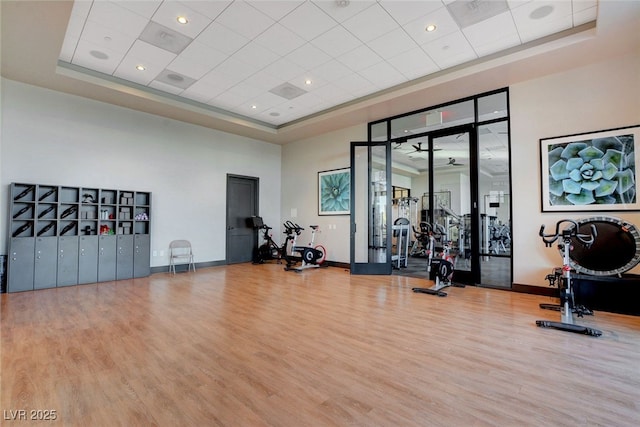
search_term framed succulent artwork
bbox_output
[540,125,640,212]
[318,168,350,215]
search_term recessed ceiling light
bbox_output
[177,16,188,24]
[425,24,437,32]
[136,65,146,71]
[251,105,257,109]
[305,79,312,85]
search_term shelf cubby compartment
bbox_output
[117,221,133,235]
[99,220,116,235]
[59,204,79,220]
[37,203,57,220]
[81,188,99,204]
[36,221,57,237]
[12,183,36,202]
[12,220,34,238]
[135,192,150,206]
[59,220,78,236]
[100,189,117,205]
[79,220,98,236]
[60,186,79,203]
[38,185,58,202]
[134,221,149,235]
[119,190,134,206]
[12,203,34,220]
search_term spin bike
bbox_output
[251,216,289,264]
[537,219,602,337]
[412,223,465,297]
[283,221,326,272]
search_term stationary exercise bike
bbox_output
[412,223,464,297]
[251,216,289,264]
[283,221,326,272]
[537,219,602,337]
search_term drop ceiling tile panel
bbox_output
[279,1,337,41]
[261,57,306,82]
[312,0,375,23]
[310,25,362,57]
[573,0,598,13]
[242,71,282,91]
[150,1,212,38]
[313,59,352,82]
[285,43,331,70]
[181,0,232,20]
[149,79,185,95]
[87,1,149,38]
[80,20,138,55]
[215,1,275,39]
[71,40,126,75]
[463,11,520,56]
[342,3,400,43]
[333,73,376,97]
[213,89,252,110]
[114,54,163,86]
[197,23,249,55]
[573,5,597,26]
[126,39,177,69]
[311,83,353,105]
[338,45,382,72]
[368,27,419,59]
[111,0,162,19]
[213,56,260,83]
[389,46,440,80]
[233,42,281,69]
[66,0,92,39]
[170,41,228,79]
[511,0,573,43]
[247,0,305,21]
[253,23,306,57]
[181,79,226,102]
[359,61,407,89]
[422,30,477,69]
[379,0,443,25]
[59,37,77,63]
[403,6,460,45]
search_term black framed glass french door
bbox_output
[350,141,392,275]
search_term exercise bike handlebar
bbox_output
[539,220,597,248]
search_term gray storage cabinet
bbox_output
[6,183,151,292]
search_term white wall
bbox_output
[281,124,367,263]
[510,52,640,286]
[0,79,281,267]
[282,53,640,286]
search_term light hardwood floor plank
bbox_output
[2,263,640,426]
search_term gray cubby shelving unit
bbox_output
[6,182,151,292]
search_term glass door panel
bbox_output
[350,142,392,275]
[478,120,512,288]
[432,130,474,282]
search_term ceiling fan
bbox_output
[447,157,464,166]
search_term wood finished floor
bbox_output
[2,263,640,426]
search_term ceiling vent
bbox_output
[139,22,193,54]
[446,0,509,29]
[269,82,307,100]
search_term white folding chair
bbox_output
[169,240,196,274]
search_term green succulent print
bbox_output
[547,134,636,206]
[320,171,350,212]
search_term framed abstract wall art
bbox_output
[540,125,640,212]
[318,168,350,215]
